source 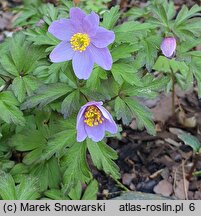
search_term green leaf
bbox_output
[82,180,98,200]
[170,59,189,74]
[9,33,27,73]
[11,77,26,103]
[86,67,107,91]
[87,139,120,180]
[9,129,45,152]
[124,98,156,135]
[42,3,60,25]
[9,129,46,165]
[30,157,62,191]
[0,54,19,77]
[190,56,201,98]
[114,20,156,43]
[82,0,110,13]
[111,43,140,62]
[153,56,171,73]
[0,160,15,172]
[62,142,92,193]
[178,132,201,153]
[0,172,40,200]
[115,21,154,33]
[193,170,201,177]
[177,70,193,91]
[34,62,74,85]
[154,56,191,91]
[174,4,201,26]
[42,129,76,160]
[23,148,44,165]
[13,8,36,27]
[24,76,40,95]
[68,183,82,200]
[166,0,176,20]
[111,62,140,85]
[150,3,169,27]
[0,32,45,77]
[123,75,169,98]
[10,163,29,176]
[61,90,80,118]
[154,56,189,73]
[16,176,40,200]
[13,1,63,27]
[102,6,120,29]
[125,7,149,21]
[81,87,110,101]
[0,172,17,199]
[114,96,132,125]
[172,5,201,41]
[0,91,25,125]
[21,83,73,109]
[178,38,201,53]
[44,189,69,200]
[26,28,60,46]
[137,35,161,71]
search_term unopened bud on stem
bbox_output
[160,37,176,58]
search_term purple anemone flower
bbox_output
[48,7,115,80]
[160,37,176,58]
[76,101,118,142]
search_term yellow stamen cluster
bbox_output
[84,106,104,127]
[70,33,90,52]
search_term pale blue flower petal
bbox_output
[91,27,115,48]
[85,122,105,142]
[88,45,113,70]
[50,41,74,63]
[72,50,94,79]
[48,19,75,41]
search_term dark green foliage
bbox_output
[87,139,120,180]
[0,91,25,125]
[0,172,40,200]
[62,142,92,193]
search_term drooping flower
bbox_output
[160,37,176,58]
[48,7,115,80]
[76,101,118,142]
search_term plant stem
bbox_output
[182,160,188,200]
[0,75,7,82]
[0,77,12,92]
[0,84,6,92]
[186,153,200,181]
[113,178,130,192]
[104,95,119,104]
[171,72,175,115]
[81,92,89,102]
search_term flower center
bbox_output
[84,106,104,127]
[70,33,90,52]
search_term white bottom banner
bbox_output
[0,200,200,216]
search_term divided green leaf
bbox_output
[87,139,120,180]
[62,142,92,193]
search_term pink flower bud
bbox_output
[160,37,176,58]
